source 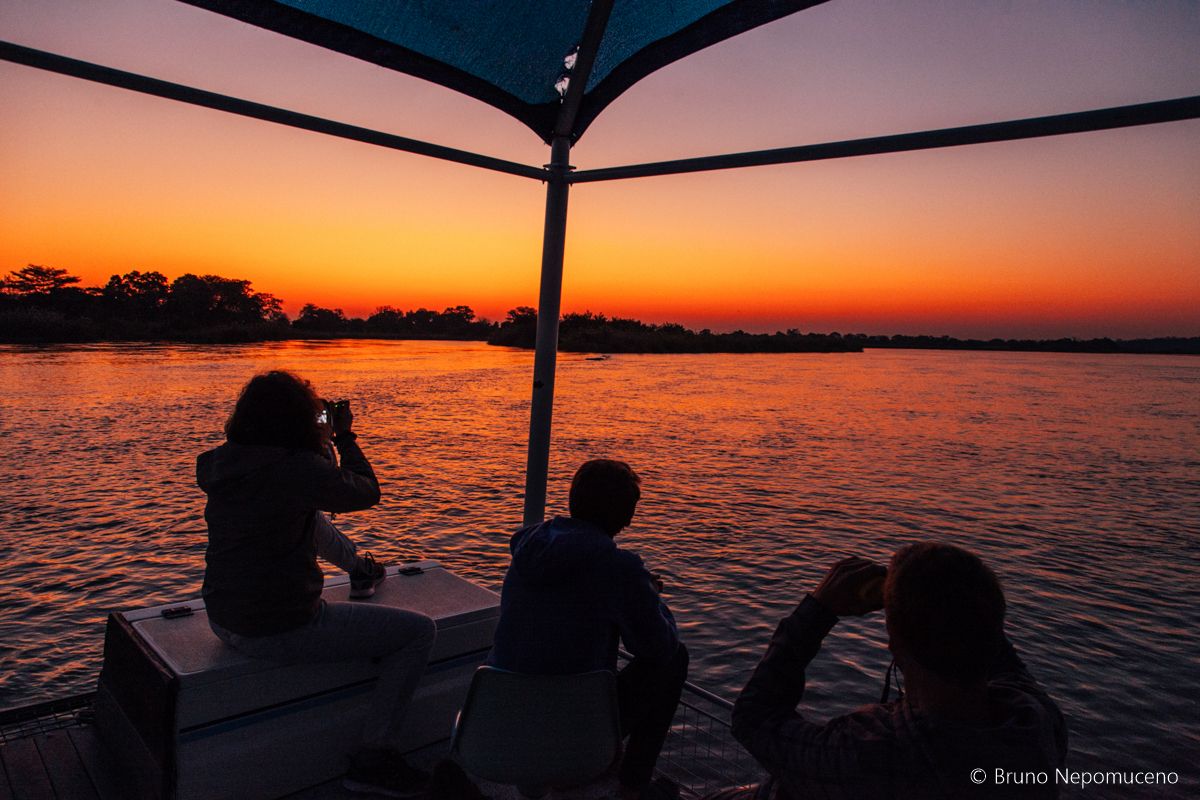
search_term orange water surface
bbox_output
[0,340,1197,787]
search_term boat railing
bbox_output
[618,650,761,798]
[0,692,94,745]
[659,682,761,798]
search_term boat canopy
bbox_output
[180,0,828,142]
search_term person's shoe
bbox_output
[344,747,430,797]
[429,759,487,800]
[349,552,386,599]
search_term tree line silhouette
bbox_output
[489,308,859,352]
[1,264,1195,354]
[0,265,491,343]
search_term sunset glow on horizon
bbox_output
[2,0,1197,339]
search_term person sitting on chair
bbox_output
[489,459,689,799]
[722,542,1067,800]
[199,370,437,798]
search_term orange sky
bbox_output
[1,0,1198,338]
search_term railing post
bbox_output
[522,136,573,526]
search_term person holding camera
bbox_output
[199,370,436,798]
[723,543,1066,800]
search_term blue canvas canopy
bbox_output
[180,0,828,142]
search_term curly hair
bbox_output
[224,370,326,454]
[569,459,641,535]
[885,542,1006,685]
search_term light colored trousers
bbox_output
[211,513,437,750]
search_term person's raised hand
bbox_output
[811,556,886,617]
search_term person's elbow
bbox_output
[329,477,381,512]
[730,687,774,748]
[730,695,754,744]
[351,482,381,511]
[633,624,680,665]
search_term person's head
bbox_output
[225,370,326,454]
[884,542,1006,687]
[568,459,641,536]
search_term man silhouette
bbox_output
[490,459,688,799]
[727,543,1067,799]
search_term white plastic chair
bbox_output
[450,666,621,798]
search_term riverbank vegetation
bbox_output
[487,308,859,352]
[2,264,1195,354]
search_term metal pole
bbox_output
[522,137,573,525]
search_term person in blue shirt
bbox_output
[490,459,689,799]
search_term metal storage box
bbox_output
[94,561,499,799]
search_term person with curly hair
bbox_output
[199,370,436,797]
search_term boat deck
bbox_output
[1,685,757,799]
[0,724,451,800]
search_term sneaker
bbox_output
[349,552,386,599]
[344,747,430,798]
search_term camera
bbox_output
[858,571,886,607]
[317,399,349,425]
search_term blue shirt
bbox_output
[489,516,679,673]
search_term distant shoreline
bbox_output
[2,330,1196,356]
[2,265,1195,354]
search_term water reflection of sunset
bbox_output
[5,341,1196,778]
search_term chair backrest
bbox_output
[450,667,620,791]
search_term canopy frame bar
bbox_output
[5,42,1196,185]
[0,41,545,181]
[570,95,1200,183]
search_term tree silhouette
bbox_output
[1,264,81,296]
[102,270,169,321]
[164,274,283,327]
[366,305,406,333]
[488,306,538,347]
[293,304,348,331]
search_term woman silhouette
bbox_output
[199,370,435,797]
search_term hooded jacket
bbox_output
[489,516,679,674]
[732,596,1068,799]
[197,435,379,636]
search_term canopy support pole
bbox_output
[519,0,610,525]
[522,136,573,525]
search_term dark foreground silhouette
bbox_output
[719,544,1068,799]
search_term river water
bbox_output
[1,340,1197,785]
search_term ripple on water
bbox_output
[0,343,1197,786]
